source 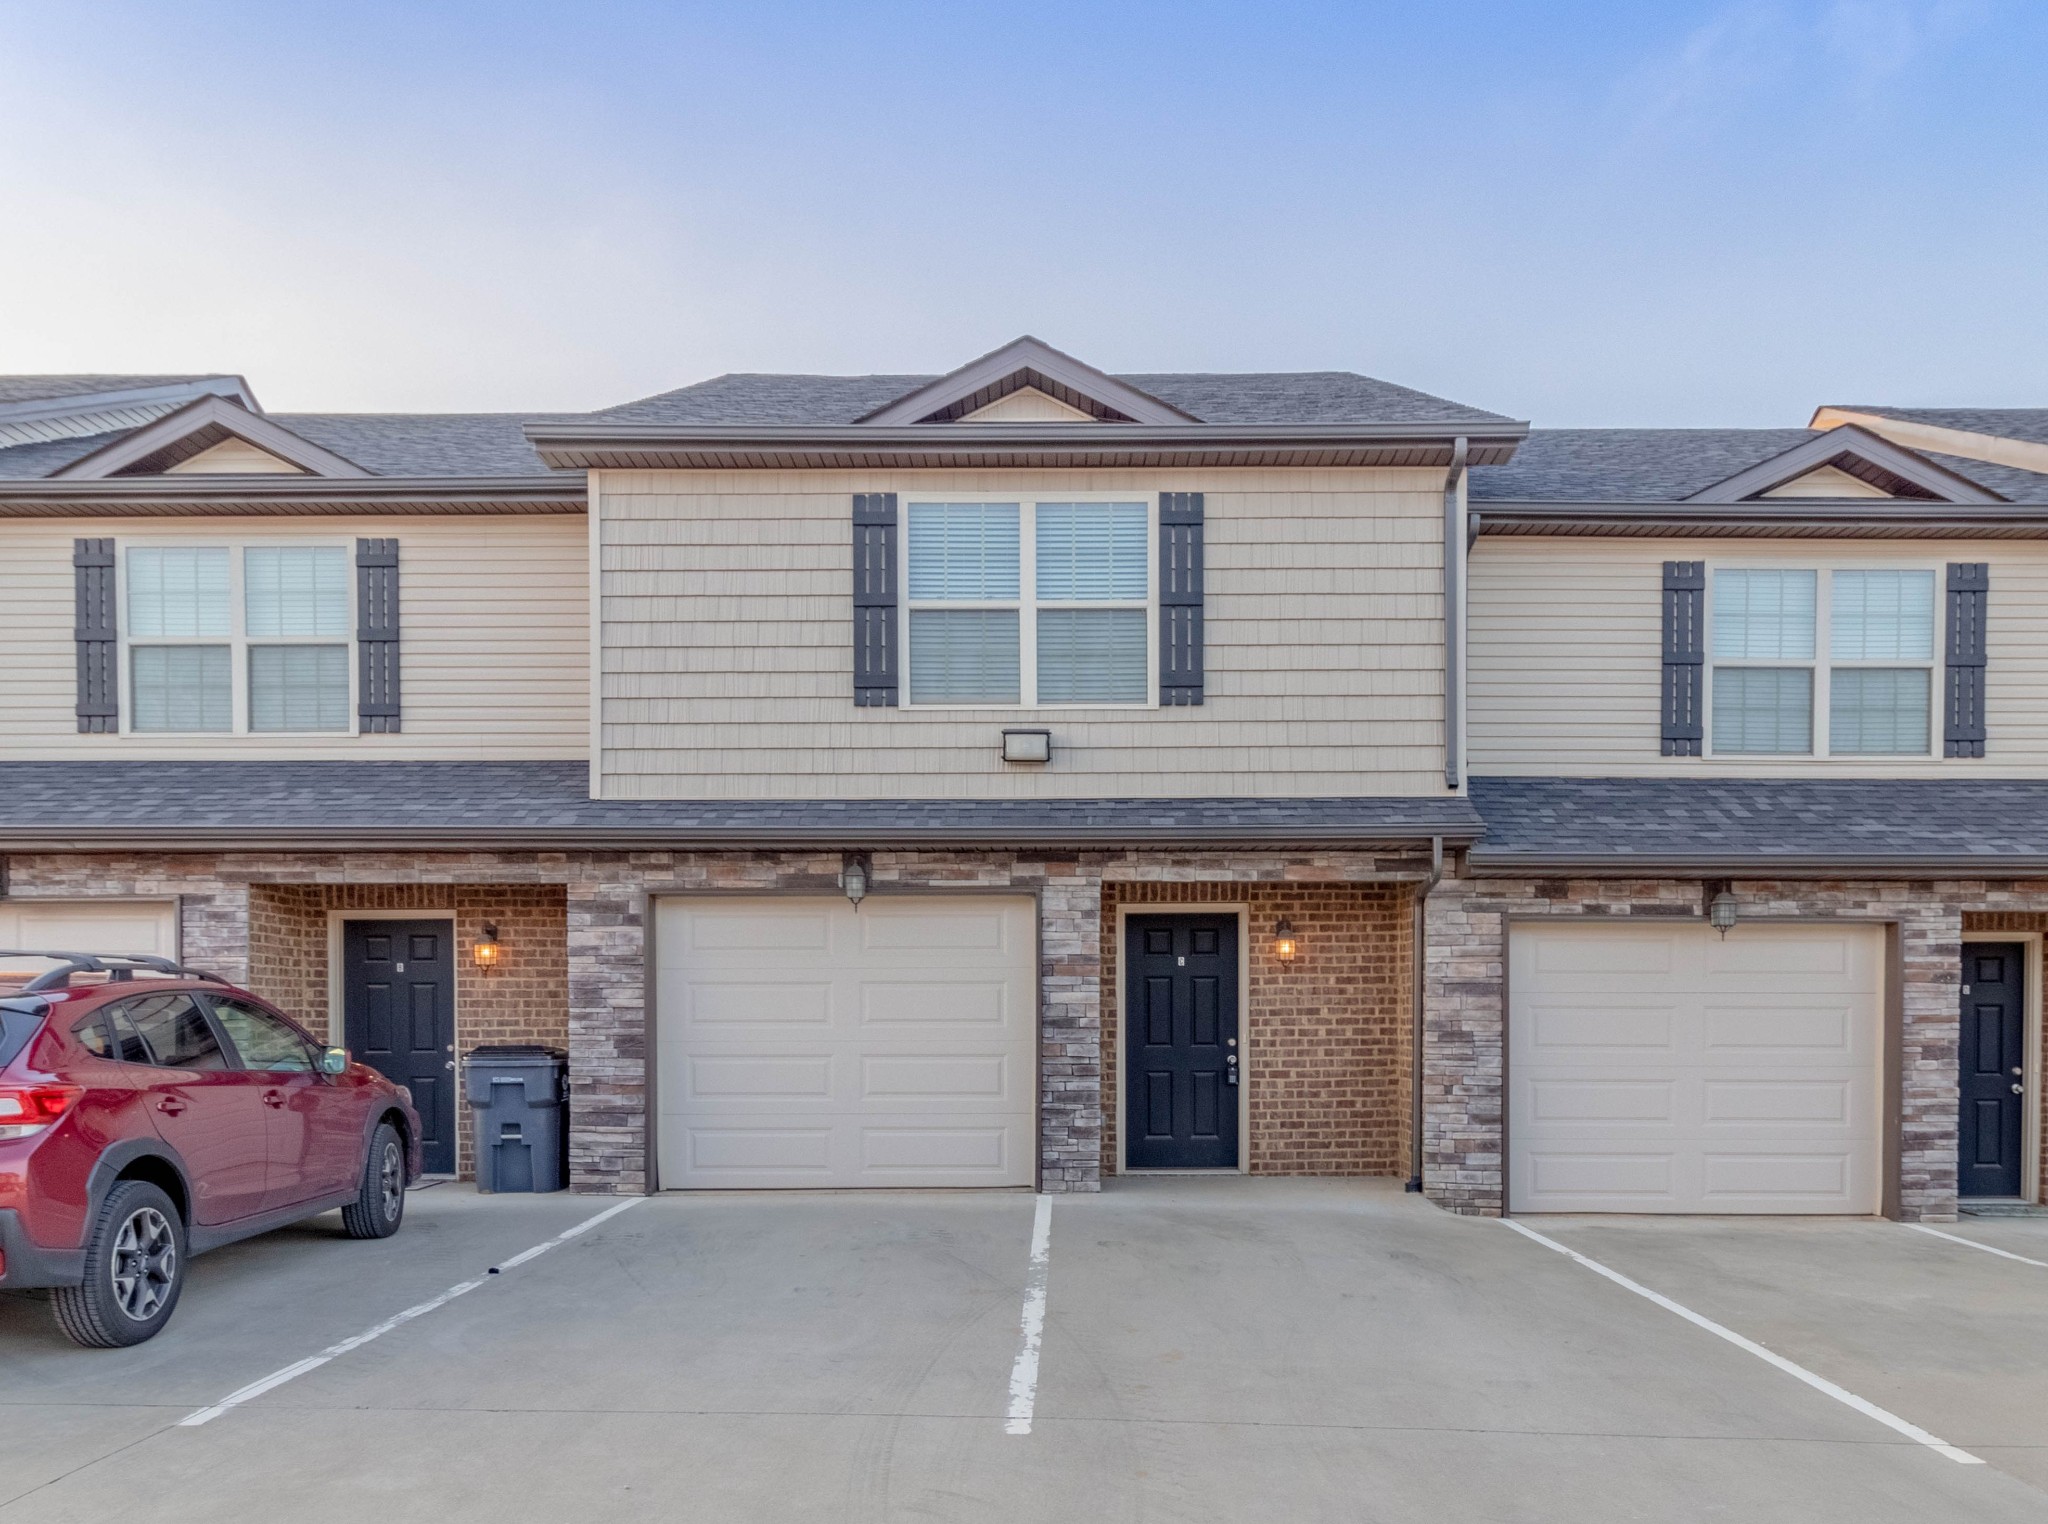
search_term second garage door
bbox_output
[655,895,1038,1189]
[0,901,178,968]
[1510,921,1882,1214]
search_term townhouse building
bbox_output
[1,343,2041,1221]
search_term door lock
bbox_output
[1225,1054,1239,1087]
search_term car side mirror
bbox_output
[319,1047,350,1076]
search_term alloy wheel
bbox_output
[379,1140,403,1221]
[110,1207,176,1322]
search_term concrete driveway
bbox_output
[3,1179,2047,1522]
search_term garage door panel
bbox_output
[1511,923,1881,1215]
[657,896,1037,1188]
[0,902,177,964]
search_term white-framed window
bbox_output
[902,497,1154,707]
[122,544,354,734]
[1707,565,1938,757]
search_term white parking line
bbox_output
[1004,1194,1053,1436]
[1500,1219,1983,1466]
[178,1196,646,1427]
[1907,1222,2048,1267]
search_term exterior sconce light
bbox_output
[473,923,502,969]
[840,854,871,909]
[1707,886,1739,938]
[1273,918,1297,961]
[1001,728,1051,764]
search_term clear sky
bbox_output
[0,1,2040,425]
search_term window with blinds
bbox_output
[124,544,354,734]
[1707,566,1935,757]
[904,499,1152,706]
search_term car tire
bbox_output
[51,1180,186,1348]
[340,1122,407,1240]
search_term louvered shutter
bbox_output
[356,538,401,733]
[1661,560,1704,756]
[1945,562,1987,758]
[1159,493,1205,705]
[74,538,118,733]
[853,493,899,706]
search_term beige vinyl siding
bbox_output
[164,438,306,474]
[598,467,1447,799]
[1469,536,2048,777]
[0,514,587,759]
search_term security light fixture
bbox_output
[1001,728,1052,764]
[1707,886,1739,937]
[473,923,502,969]
[1274,918,1298,961]
[840,854,871,909]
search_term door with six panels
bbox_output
[1124,914,1240,1169]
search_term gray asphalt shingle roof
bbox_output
[593,371,1515,427]
[0,375,220,405]
[0,414,576,480]
[0,762,1483,846]
[1469,776,2048,865]
[1469,428,2048,504]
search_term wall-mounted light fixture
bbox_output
[1001,728,1052,764]
[1273,918,1298,961]
[473,922,502,969]
[840,853,871,909]
[1706,883,1738,938]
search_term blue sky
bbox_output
[0,1,2040,423]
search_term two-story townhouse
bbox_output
[1455,408,2048,1222]
[0,340,1513,1198]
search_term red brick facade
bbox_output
[1101,882,1413,1178]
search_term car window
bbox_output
[117,994,228,1071]
[104,1006,156,1065]
[209,997,318,1072]
[71,1013,113,1058]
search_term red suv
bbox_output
[0,953,421,1347]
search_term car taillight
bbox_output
[0,1084,83,1140]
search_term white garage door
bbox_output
[655,896,1037,1189]
[1510,922,1882,1214]
[0,901,178,972]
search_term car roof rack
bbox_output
[0,951,224,994]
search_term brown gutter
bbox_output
[0,477,585,517]
[1471,501,2048,540]
[1466,852,2048,879]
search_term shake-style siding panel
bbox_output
[597,468,1448,799]
[0,514,587,759]
[1469,537,2048,777]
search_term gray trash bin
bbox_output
[464,1045,568,1193]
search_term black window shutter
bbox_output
[1945,562,1987,758]
[356,538,401,733]
[73,537,117,733]
[1159,492,1205,706]
[1660,560,1704,756]
[852,493,899,706]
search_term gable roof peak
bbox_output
[855,335,1198,426]
[52,392,368,480]
[1682,421,2002,505]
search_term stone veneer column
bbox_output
[1038,859,1104,1191]
[566,872,648,1194]
[1421,880,1504,1215]
[1897,902,1962,1219]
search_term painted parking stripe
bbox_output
[1004,1194,1053,1436]
[1907,1222,2048,1268]
[178,1196,645,1427]
[1500,1219,1983,1466]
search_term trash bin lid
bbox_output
[465,1044,567,1061]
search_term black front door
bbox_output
[1125,914,1240,1169]
[343,919,457,1174]
[1959,942,2027,1199]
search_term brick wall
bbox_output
[1960,912,2046,1206]
[1423,874,2048,1223]
[1101,882,1413,1178]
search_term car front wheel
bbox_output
[340,1122,406,1240]
[52,1180,186,1348]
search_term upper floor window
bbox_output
[1709,567,1936,756]
[125,545,353,734]
[903,498,1152,706]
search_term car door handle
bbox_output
[156,1097,187,1117]
[262,1090,286,1109]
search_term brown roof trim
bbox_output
[54,394,371,480]
[0,476,585,516]
[1466,851,2048,879]
[1470,502,2048,540]
[528,421,1529,471]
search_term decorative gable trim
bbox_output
[854,336,1197,426]
[1682,424,2002,505]
[958,387,1095,423]
[53,394,369,480]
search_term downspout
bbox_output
[1406,834,1444,1192]
[1442,437,1468,790]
